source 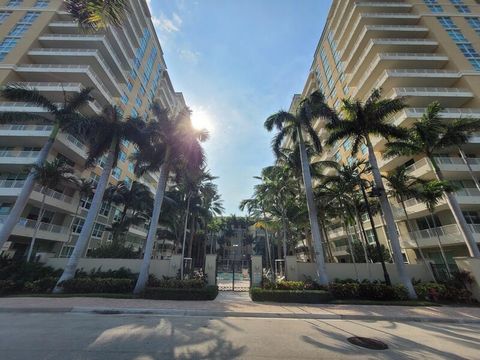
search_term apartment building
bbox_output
[291,0,480,266]
[0,0,186,259]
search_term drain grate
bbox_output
[347,337,388,350]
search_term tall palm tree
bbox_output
[385,102,480,258]
[0,85,93,251]
[60,178,95,256]
[264,91,337,285]
[104,180,152,245]
[326,89,417,298]
[65,0,129,30]
[27,159,75,261]
[384,167,435,280]
[417,180,457,278]
[132,105,207,294]
[53,105,145,292]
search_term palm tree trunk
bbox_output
[399,198,436,282]
[459,147,480,191]
[355,212,372,281]
[430,157,480,258]
[345,222,359,281]
[281,213,288,258]
[180,195,191,279]
[365,137,416,298]
[133,162,169,294]
[428,213,452,278]
[321,223,335,263]
[297,129,328,285]
[188,215,195,259]
[0,123,60,249]
[54,139,117,293]
[26,192,47,262]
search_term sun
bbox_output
[191,107,213,132]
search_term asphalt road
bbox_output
[0,313,479,359]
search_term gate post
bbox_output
[204,254,217,286]
[251,255,262,288]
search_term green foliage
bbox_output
[144,286,218,300]
[23,277,58,294]
[328,282,408,301]
[0,280,17,295]
[250,288,332,303]
[263,280,323,291]
[0,256,61,290]
[74,267,137,280]
[88,244,140,259]
[348,242,393,263]
[147,276,206,289]
[414,282,474,303]
[59,278,134,294]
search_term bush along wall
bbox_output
[144,286,219,301]
[250,288,332,303]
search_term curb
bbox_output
[2,306,480,323]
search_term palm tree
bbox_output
[417,180,457,278]
[27,159,75,261]
[60,178,95,256]
[104,180,152,245]
[384,167,435,280]
[53,105,145,292]
[0,85,93,251]
[132,105,207,294]
[326,89,417,298]
[385,102,480,258]
[264,91,337,285]
[65,0,129,30]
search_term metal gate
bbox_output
[216,259,251,291]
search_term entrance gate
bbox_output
[216,259,251,291]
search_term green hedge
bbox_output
[328,283,409,301]
[144,286,218,300]
[250,288,332,303]
[59,278,134,294]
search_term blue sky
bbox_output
[147,0,331,214]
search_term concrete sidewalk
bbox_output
[1,292,480,323]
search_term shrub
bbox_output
[88,244,140,259]
[23,277,58,294]
[329,283,408,301]
[147,277,206,289]
[414,282,474,303]
[0,257,61,284]
[144,286,218,300]
[75,267,137,280]
[0,280,17,296]
[274,281,305,291]
[250,288,332,303]
[328,283,359,299]
[59,278,134,294]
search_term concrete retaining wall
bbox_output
[46,256,182,279]
[285,256,434,284]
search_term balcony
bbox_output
[345,38,438,73]
[0,150,40,170]
[28,48,125,95]
[388,87,474,107]
[15,64,117,100]
[0,216,69,242]
[328,227,348,240]
[340,25,429,62]
[38,33,128,79]
[350,53,449,90]
[331,244,349,257]
[55,133,88,164]
[374,69,461,92]
[0,124,53,147]
[401,224,480,249]
[129,224,148,237]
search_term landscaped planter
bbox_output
[250,288,332,303]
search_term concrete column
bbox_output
[169,254,182,278]
[285,256,298,281]
[204,254,217,286]
[251,255,262,288]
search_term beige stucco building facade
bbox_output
[0,0,184,259]
[291,0,480,269]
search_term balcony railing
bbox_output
[0,216,69,234]
[0,150,40,159]
[33,184,74,204]
[409,224,480,242]
[0,124,53,132]
[0,179,25,188]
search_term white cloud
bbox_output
[178,49,200,64]
[151,12,182,33]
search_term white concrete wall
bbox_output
[204,254,217,286]
[285,256,434,284]
[46,255,182,279]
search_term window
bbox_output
[121,139,129,148]
[72,218,85,234]
[91,223,105,238]
[112,167,122,180]
[361,144,368,155]
[139,84,146,96]
[0,11,12,24]
[90,173,100,187]
[80,196,92,209]
[124,176,132,188]
[121,92,128,105]
[463,211,480,224]
[0,11,40,61]
[0,202,12,215]
[428,5,443,12]
[467,17,480,35]
[21,11,41,24]
[34,0,49,7]
[97,155,107,168]
[458,43,480,58]
[447,29,468,43]
[455,5,470,13]
[131,108,138,118]
[99,201,110,217]
[7,0,22,7]
[0,38,17,60]
[438,16,456,29]
[342,139,351,151]
[60,246,74,257]
[135,97,142,108]
[334,151,341,162]
[128,162,135,173]
[126,80,133,92]
[365,229,375,245]
[118,150,127,162]
[113,208,122,222]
